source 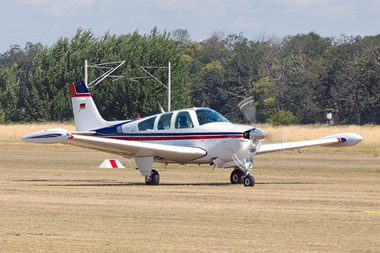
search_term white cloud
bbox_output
[266,0,355,19]
[228,17,262,31]
[310,4,354,18]
[13,0,112,18]
[274,0,332,7]
[152,0,227,18]
[152,0,202,10]
[1,0,379,53]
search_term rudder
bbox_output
[68,81,109,131]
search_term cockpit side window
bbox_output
[157,113,173,130]
[196,108,230,125]
[138,116,156,131]
[175,111,194,129]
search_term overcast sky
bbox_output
[1,0,379,53]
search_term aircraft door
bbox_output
[157,113,173,131]
[172,111,195,146]
[174,111,194,129]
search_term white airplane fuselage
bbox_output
[91,108,256,165]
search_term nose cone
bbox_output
[250,128,265,141]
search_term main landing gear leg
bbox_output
[243,158,255,187]
[135,156,160,186]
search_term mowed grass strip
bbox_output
[0,143,379,252]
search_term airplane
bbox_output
[22,81,363,187]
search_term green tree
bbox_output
[267,109,297,126]
[0,68,19,122]
[25,27,190,121]
[252,77,277,123]
[92,28,191,119]
[326,35,380,124]
[270,32,332,124]
[0,42,43,120]
[170,29,191,50]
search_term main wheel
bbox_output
[230,169,244,184]
[145,169,160,185]
[243,174,255,187]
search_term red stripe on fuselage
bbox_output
[74,94,91,97]
[102,134,244,141]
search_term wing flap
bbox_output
[66,134,207,162]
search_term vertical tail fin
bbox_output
[68,81,109,131]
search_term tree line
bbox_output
[1,28,380,125]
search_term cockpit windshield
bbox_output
[196,108,230,126]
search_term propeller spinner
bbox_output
[244,128,265,141]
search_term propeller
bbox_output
[232,96,265,173]
[238,96,265,144]
[238,96,257,126]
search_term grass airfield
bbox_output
[0,124,379,252]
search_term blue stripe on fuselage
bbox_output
[93,132,244,137]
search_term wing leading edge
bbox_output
[67,134,207,163]
[21,128,207,163]
[257,133,363,154]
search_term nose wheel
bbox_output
[230,169,255,187]
[243,174,255,187]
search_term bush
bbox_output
[267,109,297,126]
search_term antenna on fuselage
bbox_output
[158,101,165,114]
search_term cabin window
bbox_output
[196,108,230,125]
[175,111,194,129]
[138,116,156,131]
[157,113,173,130]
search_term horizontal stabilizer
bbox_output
[21,128,72,144]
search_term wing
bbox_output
[257,133,363,154]
[21,128,207,163]
[67,134,207,162]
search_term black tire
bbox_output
[230,169,244,184]
[145,169,160,185]
[243,174,255,187]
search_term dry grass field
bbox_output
[1,124,379,252]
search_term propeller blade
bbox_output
[233,97,264,173]
[238,96,256,126]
